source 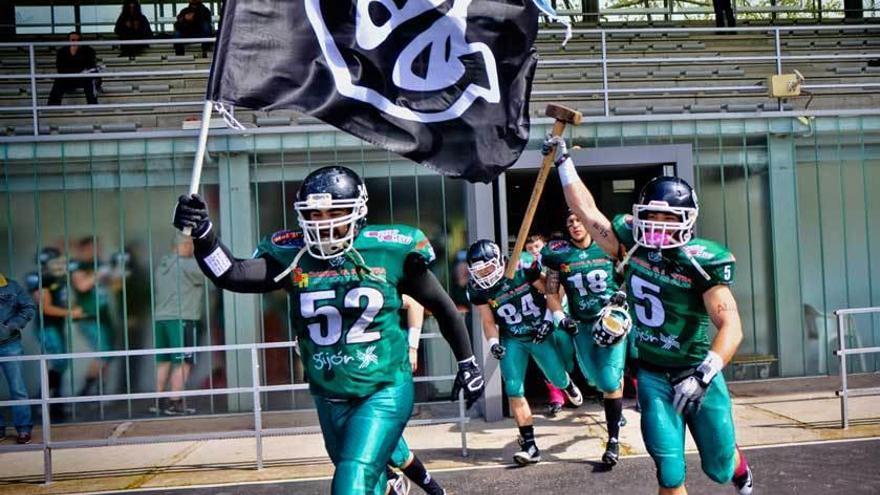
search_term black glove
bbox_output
[532,320,554,344]
[173,194,212,238]
[559,317,579,336]
[490,342,506,360]
[451,356,485,410]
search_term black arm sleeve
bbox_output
[399,253,474,361]
[193,228,286,294]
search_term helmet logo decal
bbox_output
[304,0,500,123]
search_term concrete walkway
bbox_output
[1,375,878,494]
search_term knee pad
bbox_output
[656,458,687,489]
[702,451,735,484]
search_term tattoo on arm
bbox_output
[545,269,559,294]
[710,302,738,327]
[593,222,610,238]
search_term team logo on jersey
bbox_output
[548,240,570,252]
[271,230,305,249]
[683,244,714,260]
[560,263,571,273]
[364,229,414,245]
[488,298,499,309]
[293,268,309,288]
[647,251,663,263]
[356,345,379,369]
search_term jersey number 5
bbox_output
[300,288,384,346]
[630,275,665,327]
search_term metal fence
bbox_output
[834,306,880,429]
[0,340,470,484]
[1,24,880,137]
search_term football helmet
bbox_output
[37,247,67,279]
[466,239,505,290]
[592,291,632,347]
[632,176,698,249]
[294,166,368,260]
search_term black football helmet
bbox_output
[37,247,67,278]
[294,166,368,259]
[632,176,699,249]
[466,239,505,290]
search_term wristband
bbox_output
[551,310,566,326]
[407,327,421,349]
[557,156,578,186]
[487,337,500,348]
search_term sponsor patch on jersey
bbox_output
[682,244,715,260]
[271,230,304,249]
[548,240,570,252]
[364,229,414,245]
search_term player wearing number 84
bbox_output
[544,134,753,495]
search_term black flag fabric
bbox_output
[209,0,540,183]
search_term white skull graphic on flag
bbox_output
[305,0,500,123]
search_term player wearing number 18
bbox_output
[172,166,484,495]
[545,135,753,495]
[466,239,582,466]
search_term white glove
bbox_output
[541,134,569,165]
[672,351,723,415]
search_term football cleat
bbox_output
[563,380,583,407]
[619,415,627,428]
[601,439,619,466]
[386,470,411,495]
[546,402,563,417]
[733,465,753,495]
[513,437,541,465]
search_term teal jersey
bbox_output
[69,263,111,322]
[611,214,736,368]
[467,262,546,341]
[540,239,618,322]
[255,224,435,399]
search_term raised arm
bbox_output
[543,136,621,257]
[174,194,285,293]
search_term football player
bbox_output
[172,166,484,495]
[541,212,629,466]
[466,239,582,465]
[545,136,753,495]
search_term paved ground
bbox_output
[1,375,878,494]
[104,438,880,495]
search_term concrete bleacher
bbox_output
[1,24,879,135]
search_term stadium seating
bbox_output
[1,24,878,135]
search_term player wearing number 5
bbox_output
[541,212,629,467]
[544,136,753,495]
[466,239,582,466]
[172,166,484,495]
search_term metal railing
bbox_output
[0,340,470,484]
[834,307,880,429]
[1,25,879,137]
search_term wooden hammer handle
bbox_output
[504,119,568,279]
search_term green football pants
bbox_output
[637,367,737,489]
[388,435,412,468]
[573,320,626,393]
[314,380,414,494]
[500,336,570,398]
[551,330,577,374]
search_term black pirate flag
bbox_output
[209,0,541,183]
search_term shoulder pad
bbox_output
[270,230,305,249]
[547,240,571,252]
[613,214,633,230]
[683,239,735,265]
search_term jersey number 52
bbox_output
[300,288,384,345]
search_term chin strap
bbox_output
[616,244,639,276]
[273,247,308,283]
[682,248,712,281]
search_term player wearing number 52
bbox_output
[466,239,583,466]
[172,166,484,495]
[545,135,753,495]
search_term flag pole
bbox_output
[182,100,214,236]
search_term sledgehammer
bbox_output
[504,104,582,279]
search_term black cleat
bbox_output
[546,402,563,417]
[513,437,541,465]
[563,381,583,407]
[601,439,619,466]
[733,465,753,495]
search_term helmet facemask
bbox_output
[468,256,505,290]
[295,186,368,260]
[632,201,697,250]
[592,295,632,347]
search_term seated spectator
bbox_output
[115,0,153,57]
[0,271,36,444]
[173,0,214,57]
[48,31,99,106]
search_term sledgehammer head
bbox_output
[545,104,583,125]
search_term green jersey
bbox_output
[611,214,735,368]
[70,262,111,323]
[467,262,546,341]
[540,239,618,322]
[255,224,436,399]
